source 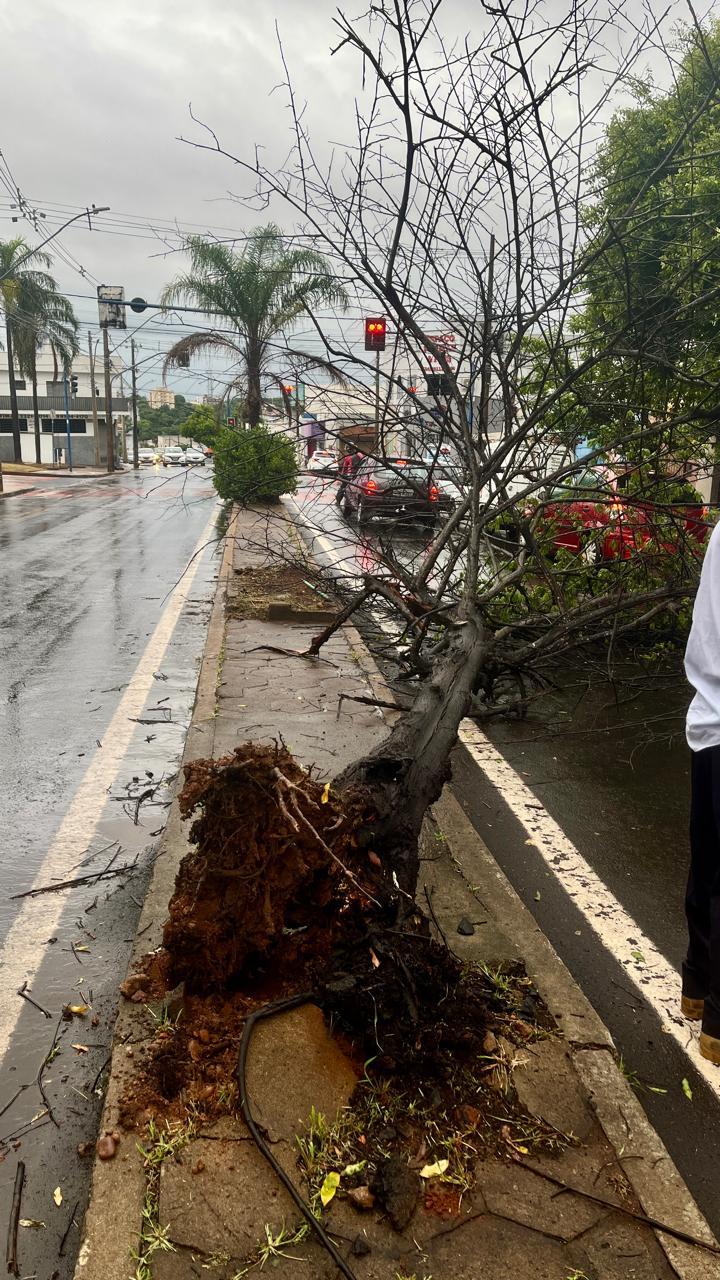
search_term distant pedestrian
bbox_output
[336,450,364,506]
[683,520,720,1062]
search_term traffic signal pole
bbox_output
[130,338,139,469]
[375,349,381,446]
[62,368,73,472]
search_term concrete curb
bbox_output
[74,517,236,1280]
[0,485,36,498]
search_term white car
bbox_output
[138,447,158,466]
[162,448,186,467]
[184,448,206,466]
[307,450,338,474]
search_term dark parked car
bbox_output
[341,459,442,525]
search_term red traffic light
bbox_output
[364,316,387,351]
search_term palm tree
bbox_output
[160,226,349,427]
[0,237,59,462]
[14,288,79,465]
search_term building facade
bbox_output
[148,387,176,410]
[0,347,129,466]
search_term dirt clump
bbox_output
[163,742,372,991]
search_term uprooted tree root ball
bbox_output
[162,742,375,990]
[121,742,569,1216]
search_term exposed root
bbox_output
[163,742,373,991]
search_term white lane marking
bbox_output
[0,505,219,1067]
[288,493,720,1093]
[459,726,720,1094]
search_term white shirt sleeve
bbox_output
[686,521,720,751]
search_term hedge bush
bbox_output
[212,425,298,504]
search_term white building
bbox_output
[0,346,129,466]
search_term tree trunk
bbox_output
[31,351,41,465]
[335,609,486,898]
[246,340,262,428]
[5,322,22,463]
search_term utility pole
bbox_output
[88,333,100,468]
[130,338,139,469]
[119,368,128,461]
[62,367,73,472]
[102,325,115,473]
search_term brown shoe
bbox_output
[700,1030,720,1065]
[681,995,705,1021]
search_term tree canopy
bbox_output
[160,226,349,427]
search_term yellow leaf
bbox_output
[71,1044,89,1054]
[342,1161,366,1177]
[320,1171,340,1206]
[420,1159,449,1179]
[682,1077,693,1101]
[68,1005,89,1017]
[74,945,90,954]
[53,1187,63,1207]
[321,782,331,805]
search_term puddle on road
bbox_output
[0,576,216,1280]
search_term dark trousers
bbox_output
[684,744,720,1036]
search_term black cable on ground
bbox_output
[236,992,360,1280]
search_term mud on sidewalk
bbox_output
[74,506,720,1280]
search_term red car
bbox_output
[537,471,710,563]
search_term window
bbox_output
[42,418,87,434]
[0,418,28,432]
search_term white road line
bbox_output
[288,493,720,1094]
[0,505,218,1067]
[459,725,720,1094]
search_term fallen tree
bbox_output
[173,0,720,895]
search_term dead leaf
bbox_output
[73,944,90,954]
[19,1219,46,1230]
[67,1004,89,1017]
[369,949,380,969]
[53,1187,63,1207]
[420,1159,449,1179]
[320,1171,340,1206]
[321,782,331,805]
[71,1044,89,1054]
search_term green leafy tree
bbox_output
[0,237,69,462]
[182,403,221,449]
[213,425,298,503]
[160,225,349,427]
[137,393,194,443]
[578,20,720,472]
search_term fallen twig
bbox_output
[5,1160,24,1276]
[58,1200,79,1257]
[516,1159,720,1256]
[17,983,52,1020]
[11,864,137,900]
[36,1013,64,1129]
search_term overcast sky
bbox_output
[0,0,704,396]
[0,0,364,394]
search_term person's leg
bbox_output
[702,746,720,1044]
[683,747,717,1013]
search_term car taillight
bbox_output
[429,485,439,502]
[363,479,378,493]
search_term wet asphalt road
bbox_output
[0,467,220,1279]
[296,474,720,1237]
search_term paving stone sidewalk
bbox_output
[76,506,720,1280]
